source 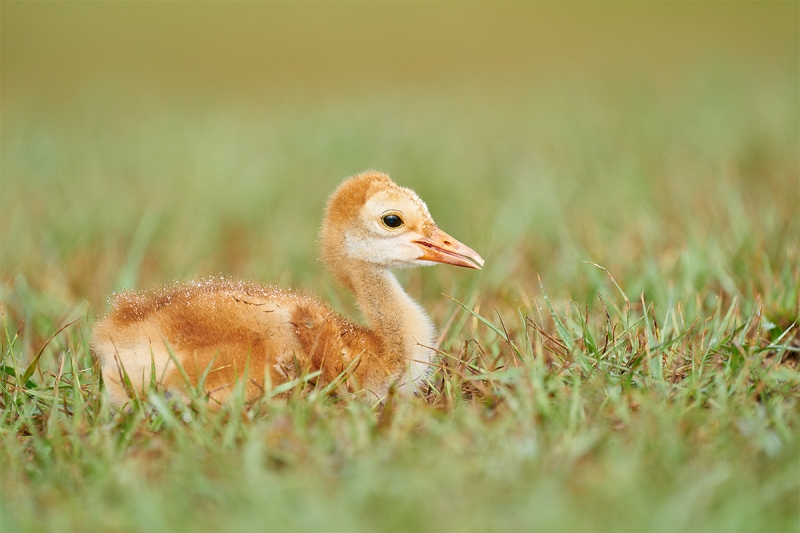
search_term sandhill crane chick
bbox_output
[92,171,484,407]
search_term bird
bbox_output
[91,171,484,407]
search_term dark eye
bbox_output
[382,214,404,228]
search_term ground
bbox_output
[1,3,798,531]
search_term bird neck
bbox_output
[346,263,436,393]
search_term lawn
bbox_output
[1,3,798,532]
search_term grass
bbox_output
[1,3,799,531]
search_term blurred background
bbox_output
[1,2,798,330]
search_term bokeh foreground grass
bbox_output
[1,3,799,530]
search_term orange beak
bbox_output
[413,227,484,270]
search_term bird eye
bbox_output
[381,213,404,229]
